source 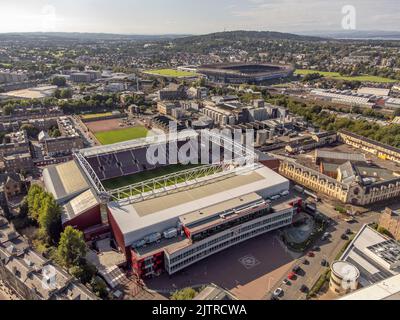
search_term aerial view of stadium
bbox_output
[197,63,294,84]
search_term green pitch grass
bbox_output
[102,164,204,190]
[295,69,397,83]
[144,68,198,78]
[95,126,149,145]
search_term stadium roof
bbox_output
[61,189,100,225]
[80,131,198,158]
[108,165,289,246]
[43,160,91,204]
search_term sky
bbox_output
[0,0,399,35]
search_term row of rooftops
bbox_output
[0,213,97,300]
[339,130,400,156]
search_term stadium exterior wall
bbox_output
[62,205,102,231]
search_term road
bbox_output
[265,201,380,300]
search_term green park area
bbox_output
[295,69,397,83]
[95,126,149,145]
[144,68,198,78]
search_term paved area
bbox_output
[145,232,297,300]
[266,202,380,300]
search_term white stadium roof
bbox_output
[108,165,289,247]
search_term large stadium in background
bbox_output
[197,62,294,84]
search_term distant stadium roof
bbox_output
[80,131,198,158]
[108,165,289,246]
[43,160,91,204]
[61,189,100,225]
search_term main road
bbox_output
[265,202,380,300]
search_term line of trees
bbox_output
[26,185,108,299]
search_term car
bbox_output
[303,258,309,265]
[270,296,279,301]
[283,279,291,286]
[300,285,309,293]
[292,265,301,274]
[288,272,297,280]
[321,259,329,267]
[313,246,321,252]
[341,234,349,240]
[307,251,315,258]
[346,229,352,235]
[273,288,283,297]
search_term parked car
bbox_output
[341,234,349,240]
[346,229,352,235]
[321,259,329,267]
[303,259,309,265]
[283,279,291,286]
[288,272,297,280]
[273,288,283,297]
[307,251,315,258]
[292,265,302,274]
[313,246,321,252]
[300,285,309,293]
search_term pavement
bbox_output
[266,201,381,300]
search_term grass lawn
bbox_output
[81,112,114,120]
[295,69,397,83]
[102,164,204,190]
[95,126,149,145]
[144,68,198,78]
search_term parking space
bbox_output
[145,232,296,300]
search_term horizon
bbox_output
[0,0,399,34]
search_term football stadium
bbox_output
[43,130,301,278]
[197,63,294,84]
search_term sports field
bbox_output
[95,126,149,145]
[295,69,397,83]
[144,68,198,78]
[102,164,204,190]
[81,112,114,120]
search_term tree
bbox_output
[20,124,39,139]
[90,277,108,299]
[38,195,61,244]
[27,184,45,220]
[57,226,87,268]
[171,288,197,300]
[69,262,96,284]
[51,76,67,87]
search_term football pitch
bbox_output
[144,68,198,78]
[102,164,204,190]
[95,126,149,145]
